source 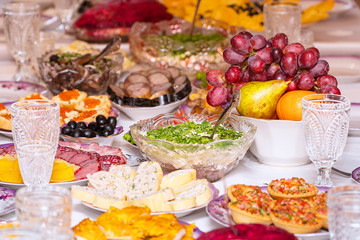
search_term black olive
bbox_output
[82,129,96,138]
[61,126,73,136]
[87,122,98,131]
[96,115,107,125]
[77,121,87,129]
[67,121,77,129]
[103,124,114,134]
[96,124,106,132]
[72,129,82,138]
[101,130,111,137]
[107,116,117,127]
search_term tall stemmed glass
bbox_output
[54,0,80,33]
[3,3,40,83]
[302,94,350,187]
[11,100,60,186]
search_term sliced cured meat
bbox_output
[167,67,180,79]
[147,69,171,80]
[98,155,127,171]
[57,151,79,162]
[173,75,188,93]
[58,141,82,150]
[78,158,98,168]
[0,148,5,155]
[74,162,100,180]
[98,146,126,157]
[150,83,172,96]
[79,142,102,153]
[68,153,93,165]
[147,72,170,86]
[126,82,151,98]
[2,145,16,156]
[124,74,149,89]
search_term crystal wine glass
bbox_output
[302,94,351,187]
[10,100,60,186]
[3,3,40,83]
[54,0,80,33]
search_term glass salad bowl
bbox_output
[130,113,256,182]
[129,18,237,75]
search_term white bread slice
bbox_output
[160,169,196,190]
[167,196,196,211]
[130,188,175,212]
[174,179,212,206]
[71,185,103,204]
[136,161,163,182]
[87,171,127,200]
[109,164,136,187]
[126,172,160,200]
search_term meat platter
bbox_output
[108,64,191,107]
[0,141,128,189]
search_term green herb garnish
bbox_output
[146,121,243,144]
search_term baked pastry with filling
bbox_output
[267,177,318,199]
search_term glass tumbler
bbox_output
[10,100,60,186]
[328,185,360,240]
[302,94,350,187]
[15,186,72,233]
[2,3,40,83]
[263,1,301,43]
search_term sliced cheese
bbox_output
[130,188,175,212]
[174,179,212,206]
[136,161,163,182]
[167,196,196,211]
[109,164,136,187]
[93,194,130,210]
[71,185,102,204]
[87,171,127,200]
[126,172,160,200]
[160,169,196,190]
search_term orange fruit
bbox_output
[276,90,316,121]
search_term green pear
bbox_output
[236,80,288,119]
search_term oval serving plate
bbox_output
[0,187,16,216]
[322,55,360,84]
[351,167,360,184]
[206,186,330,240]
[82,182,219,218]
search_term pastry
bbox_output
[267,177,318,199]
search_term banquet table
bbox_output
[1,4,360,239]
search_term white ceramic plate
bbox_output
[0,81,50,102]
[82,183,219,218]
[207,186,330,240]
[322,55,360,84]
[113,97,188,122]
[0,179,88,190]
[300,0,353,16]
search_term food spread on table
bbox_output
[0,1,356,238]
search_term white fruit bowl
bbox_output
[243,117,310,166]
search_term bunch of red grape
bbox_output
[206,31,340,107]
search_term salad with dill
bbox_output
[124,121,243,145]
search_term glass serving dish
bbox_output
[130,113,256,182]
[129,18,238,75]
[38,50,123,96]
